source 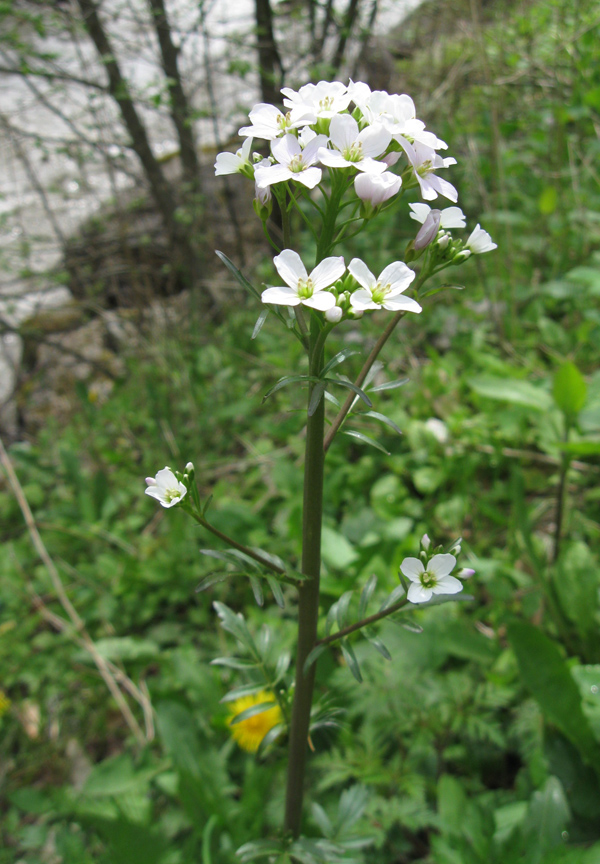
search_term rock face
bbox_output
[0,159,267,440]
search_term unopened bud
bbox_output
[437,233,450,250]
[456,568,475,579]
[450,544,462,556]
[350,308,363,319]
[145,477,156,486]
[325,306,343,323]
[421,533,431,551]
[185,462,194,473]
[414,209,441,250]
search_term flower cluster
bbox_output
[261,248,422,321]
[215,79,459,209]
[400,534,474,604]
[145,464,193,508]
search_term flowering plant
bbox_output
[146,80,492,856]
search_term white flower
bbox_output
[409,203,466,229]
[238,103,313,141]
[254,158,272,204]
[214,137,253,176]
[261,249,344,311]
[317,114,390,174]
[281,80,351,119]
[400,140,458,202]
[425,417,449,443]
[145,467,187,508]
[348,258,421,314]
[401,553,463,604]
[354,171,402,205]
[254,133,327,190]
[466,224,497,254]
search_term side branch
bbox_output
[316,596,408,647]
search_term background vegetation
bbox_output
[1,0,600,861]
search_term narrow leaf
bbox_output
[210,657,257,670]
[332,377,372,407]
[213,602,256,654]
[256,722,285,755]
[368,378,409,393]
[358,575,377,620]
[341,640,363,683]
[196,572,235,592]
[263,375,320,403]
[215,250,261,300]
[336,591,354,631]
[220,683,268,702]
[229,701,277,725]
[366,631,392,661]
[379,584,406,612]
[267,576,285,608]
[321,348,361,377]
[303,644,327,676]
[308,381,327,417]
[252,308,269,340]
[249,575,264,607]
[355,410,403,436]
[341,429,390,455]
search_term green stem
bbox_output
[188,511,287,577]
[552,422,571,564]
[317,596,408,647]
[284,316,326,838]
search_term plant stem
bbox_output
[323,310,407,452]
[552,422,571,564]
[317,596,409,647]
[284,316,326,837]
[189,512,287,577]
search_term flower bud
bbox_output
[414,209,441,250]
[456,568,475,579]
[421,533,431,550]
[450,543,462,555]
[325,306,343,323]
[145,477,157,486]
[185,462,194,473]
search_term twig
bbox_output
[0,436,149,744]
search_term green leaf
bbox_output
[508,620,600,779]
[267,576,285,608]
[237,839,286,863]
[303,643,327,676]
[365,631,392,661]
[521,776,570,859]
[321,348,361,377]
[378,583,405,612]
[308,381,327,417]
[552,363,587,417]
[559,440,600,455]
[262,375,319,403]
[336,590,354,630]
[331,377,372,407]
[358,575,377,620]
[213,602,257,655]
[88,637,159,663]
[220,683,267,703]
[252,308,269,340]
[229,700,278,725]
[210,657,258,670]
[321,526,358,569]
[249,575,264,607]
[195,571,236,592]
[354,410,403,436]
[215,250,261,301]
[367,377,409,393]
[468,376,553,411]
[340,640,362,683]
[341,429,390,455]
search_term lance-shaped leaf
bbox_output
[367,377,409,393]
[365,628,392,660]
[336,591,354,630]
[249,575,264,607]
[303,643,328,676]
[237,839,286,863]
[379,583,406,612]
[308,380,328,417]
[341,640,362,683]
[358,575,378,620]
[341,429,390,455]
[321,348,362,377]
[267,576,285,608]
[263,375,321,403]
[353,410,403,436]
[210,656,258,670]
[332,376,372,407]
[257,722,286,755]
[196,571,243,592]
[213,602,257,655]
[220,682,270,703]
[252,308,269,340]
[229,700,278,725]
[215,250,261,301]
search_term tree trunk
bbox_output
[254,0,284,106]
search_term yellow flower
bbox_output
[227,690,283,753]
[0,690,11,719]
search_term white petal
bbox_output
[378,261,416,293]
[432,575,463,595]
[348,258,376,291]
[350,290,378,311]
[409,203,431,224]
[318,149,353,170]
[145,486,166,502]
[261,285,301,306]
[383,296,422,314]
[214,152,241,176]
[273,249,306,288]
[358,123,392,158]
[400,557,425,582]
[310,256,346,292]
[302,291,336,311]
[154,467,178,488]
[294,166,322,189]
[272,134,301,165]
[302,135,329,164]
[329,113,359,151]
[430,175,458,203]
[440,206,466,229]
[355,157,388,175]
[254,163,292,188]
[408,583,432,604]
[428,553,457,578]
